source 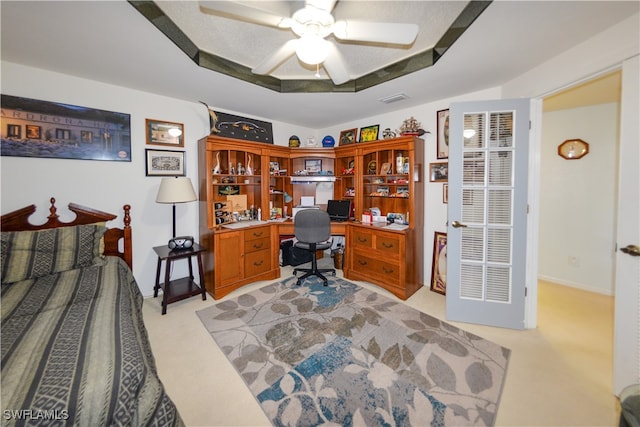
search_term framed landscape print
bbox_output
[437,109,450,159]
[145,149,186,176]
[429,162,449,182]
[0,94,131,161]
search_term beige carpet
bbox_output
[142,261,620,426]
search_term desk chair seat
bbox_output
[293,209,335,286]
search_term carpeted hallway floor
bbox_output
[142,260,619,426]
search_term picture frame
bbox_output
[359,124,379,143]
[339,128,357,145]
[437,109,450,159]
[145,119,184,147]
[429,162,449,182]
[1,94,131,162]
[214,111,274,144]
[304,159,322,173]
[443,183,449,204]
[145,149,186,176]
[430,231,447,295]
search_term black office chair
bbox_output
[293,209,335,286]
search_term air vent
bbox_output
[378,93,410,104]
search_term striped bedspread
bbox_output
[1,257,183,426]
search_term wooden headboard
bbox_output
[1,197,133,269]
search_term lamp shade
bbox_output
[156,177,197,204]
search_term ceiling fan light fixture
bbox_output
[296,34,329,65]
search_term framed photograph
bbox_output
[145,119,184,147]
[429,162,449,182]
[339,128,357,145]
[305,159,322,173]
[1,94,131,162]
[145,149,186,176]
[437,109,450,159]
[430,232,447,295]
[359,124,379,143]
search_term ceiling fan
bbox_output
[199,0,419,85]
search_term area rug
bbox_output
[197,276,510,426]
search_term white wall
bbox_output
[0,62,313,297]
[539,103,619,295]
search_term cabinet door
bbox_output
[216,231,242,286]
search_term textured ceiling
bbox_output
[1,1,637,129]
[151,1,471,84]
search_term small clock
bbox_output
[558,138,589,160]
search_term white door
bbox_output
[447,98,530,329]
[613,56,640,395]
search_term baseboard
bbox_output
[538,274,614,296]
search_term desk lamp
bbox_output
[156,177,197,237]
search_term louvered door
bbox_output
[446,99,530,329]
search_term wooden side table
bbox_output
[153,243,206,315]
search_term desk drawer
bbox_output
[376,234,401,255]
[244,249,271,277]
[351,229,373,249]
[351,252,400,284]
[245,237,270,253]
[244,226,269,242]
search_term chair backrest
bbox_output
[294,209,331,243]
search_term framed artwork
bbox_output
[443,183,449,204]
[0,94,131,161]
[304,159,322,173]
[339,128,357,145]
[145,119,184,147]
[359,124,379,143]
[145,149,186,176]
[429,162,448,182]
[214,111,273,144]
[430,231,447,295]
[437,109,450,159]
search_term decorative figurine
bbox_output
[229,162,235,175]
[246,154,253,175]
[383,128,396,139]
[398,116,428,136]
[213,152,222,174]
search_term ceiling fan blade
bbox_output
[333,20,419,45]
[305,0,337,13]
[252,39,299,75]
[323,43,350,85]
[199,1,291,28]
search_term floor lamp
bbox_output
[156,177,197,238]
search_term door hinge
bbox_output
[525,287,528,297]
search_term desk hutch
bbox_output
[198,135,424,300]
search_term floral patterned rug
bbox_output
[197,276,510,426]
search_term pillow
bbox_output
[1,224,107,284]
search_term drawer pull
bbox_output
[357,237,369,243]
[358,260,368,266]
[253,242,264,249]
[382,242,394,249]
[252,231,264,237]
[253,260,264,266]
[382,266,394,274]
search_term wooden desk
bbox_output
[276,219,348,236]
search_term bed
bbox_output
[1,198,183,426]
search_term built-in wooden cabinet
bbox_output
[198,135,423,300]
